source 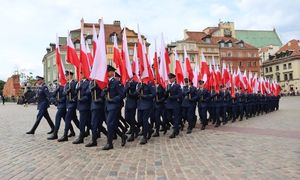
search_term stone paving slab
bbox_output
[0,97,299,179]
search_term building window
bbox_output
[265,67,268,73]
[86,39,92,45]
[283,64,287,70]
[238,42,244,48]
[288,63,292,69]
[227,42,232,47]
[239,61,242,67]
[227,52,232,57]
[284,74,288,81]
[269,67,272,72]
[276,74,280,82]
[75,43,80,50]
[276,66,279,71]
[190,54,195,62]
[289,73,293,80]
[253,62,256,67]
[247,62,251,67]
[204,38,211,43]
[219,42,225,48]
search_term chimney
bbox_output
[113,20,121,26]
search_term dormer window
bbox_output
[227,41,232,48]
[74,40,80,50]
[219,40,225,48]
[204,37,211,43]
[237,40,244,48]
[109,32,117,43]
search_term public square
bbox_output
[0,97,299,180]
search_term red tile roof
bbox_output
[277,39,300,56]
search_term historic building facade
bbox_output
[262,39,300,93]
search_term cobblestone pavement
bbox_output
[0,97,300,180]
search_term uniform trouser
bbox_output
[210,105,216,123]
[183,106,196,129]
[198,105,208,126]
[238,104,245,119]
[221,105,227,122]
[106,109,118,145]
[78,110,91,136]
[91,108,107,141]
[35,107,54,130]
[118,107,128,133]
[166,108,180,132]
[54,108,74,133]
[154,105,165,131]
[138,108,152,138]
[232,104,238,120]
[125,107,137,133]
[64,108,79,136]
[215,105,221,125]
[246,104,252,117]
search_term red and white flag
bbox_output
[113,34,127,85]
[92,24,98,57]
[183,46,194,81]
[90,19,108,89]
[67,32,80,80]
[153,40,162,86]
[222,62,230,86]
[200,51,209,84]
[55,35,67,86]
[132,44,140,82]
[137,25,148,80]
[121,28,133,80]
[80,30,91,79]
[192,55,200,88]
[159,34,169,87]
[174,49,184,85]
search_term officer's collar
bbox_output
[109,77,114,82]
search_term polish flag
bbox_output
[241,70,248,92]
[222,62,230,86]
[92,24,98,57]
[132,44,141,82]
[248,71,253,93]
[113,34,127,85]
[86,41,93,69]
[174,49,184,85]
[153,40,162,86]
[183,46,194,81]
[67,32,80,80]
[80,30,91,79]
[90,19,108,89]
[200,51,209,84]
[143,41,154,83]
[55,35,67,86]
[137,25,148,80]
[159,34,169,87]
[192,55,200,88]
[164,47,171,75]
[121,28,133,80]
[230,72,236,97]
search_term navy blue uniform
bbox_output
[197,88,210,127]
[137,82,155,139]
[62,80,80,138]
[105,77,124,146]
[89,80,107,143]
[154,84,166,133]
[76,79,91,139]
[27,83,54,133]
[165,82,182,135]
[124,80,138,137]
[231,92,239,121]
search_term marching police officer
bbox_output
[197,80,210,130]
[73,73,91,144]
[165,73,182,138]
[124,77,138,142]
[182,78,198,133]
[26,76,55,134]
[85,80,108,147]
[136,80,155,144]
[47,81,76,140]
[153,81,166,137]
[58,70,80,142]
[102,65,126,150]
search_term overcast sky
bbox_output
[0,0,299,80]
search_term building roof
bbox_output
[277,39,300,56]
[236,29,282,48]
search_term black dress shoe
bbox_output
[102,144,113,150]
[84,130,90,137]
[85,141,97,147]
[169,132,176,139]
[163,127,168,135]
[72,137,84,144]
[232,119,236,123]
[147,129,154,139]
[139,137,147,145]
[47,129,54,134]
[201,125,206,130]
[68,132,76,137]
[47,134,58,140]
[58,136,68,142]
[121,135,127,147]
[215,123,220,128]
[127,134,134,142]
[26,131,35,134]
[152,131,159,137]
[223,121,227,125]
[186,129,192,134]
